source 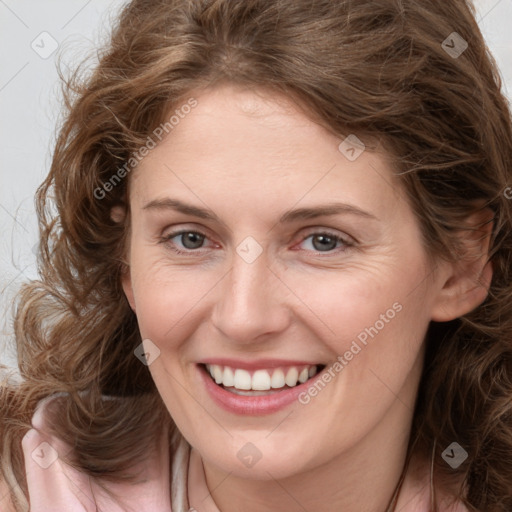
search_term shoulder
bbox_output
[437,491,471,512]
[396,451,471,512]
[0,477,16,512]
[21,393,175,512]
[0,395,69,512]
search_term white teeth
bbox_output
[233,369,252,390]
[271,369,285,389]
[223,366,234,387]
[252,370,271,391]
[298,368,309,383]
[285,367,299,387]
[206,363,321,392]
[213,365,223,384]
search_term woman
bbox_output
[1,0,512,511]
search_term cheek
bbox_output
[330,280,431,408]
[284,259,426,351]
[129,256,217,345]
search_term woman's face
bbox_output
[122,83,450,479]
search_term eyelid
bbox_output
[161,227,209,240]
[298,226,354,244]
[160,222,215,243]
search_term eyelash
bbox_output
[159,228,355,256]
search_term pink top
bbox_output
[19,395,469,511]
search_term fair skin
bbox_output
[121,83,492,512]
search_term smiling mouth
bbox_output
[203,363,326,396]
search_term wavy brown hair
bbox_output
[2,0,512,510]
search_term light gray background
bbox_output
[1,0,512,369]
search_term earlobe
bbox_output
[111,205,126,223]
[430,207,494,322]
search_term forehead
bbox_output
[130,84,403,219]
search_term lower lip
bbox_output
[199,364,318,415]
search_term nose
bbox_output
[211,248,291,345]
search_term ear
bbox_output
[121,268,136,312]
[110,204,126,223]
[430,206,494,322]
[112,204,136,311]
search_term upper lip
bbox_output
[199,358,324,370]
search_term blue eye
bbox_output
[298,232,352,253]
[161,230,210,254]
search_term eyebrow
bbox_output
[142,198,378,223]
